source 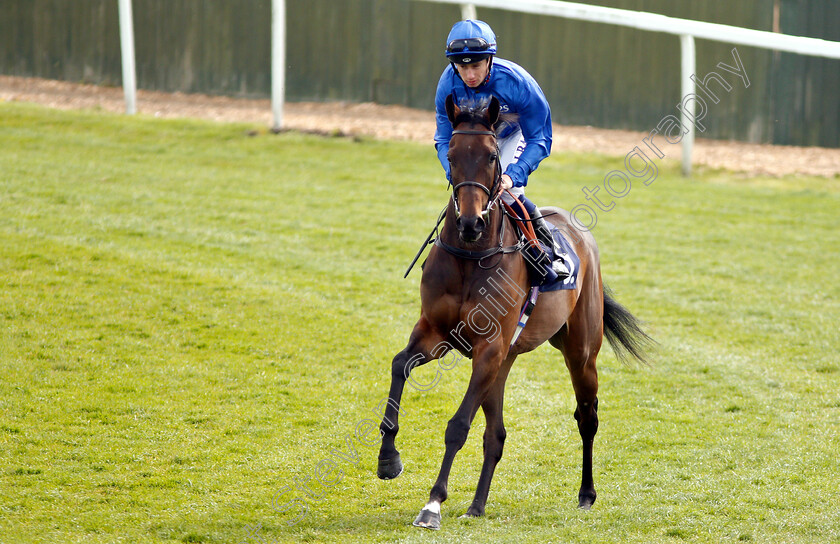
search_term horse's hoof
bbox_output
[377,454,403,480]
[460,505,484,518]
[413,507,441,530]
[578,491,597,510]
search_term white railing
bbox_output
[116,0,840,174]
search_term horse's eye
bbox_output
[489,153,498,163]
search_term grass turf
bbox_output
[1,102,838,543]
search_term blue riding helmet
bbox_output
[445,20,497,63]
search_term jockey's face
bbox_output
[454,58,491,88]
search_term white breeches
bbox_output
[499,128,526,205]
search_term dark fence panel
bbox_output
[0,0,837,147]
[283,0,456,108]
[131,0,272,97]
[771,0,840,146]
[0,0,122,84]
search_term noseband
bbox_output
[449,129,503,224]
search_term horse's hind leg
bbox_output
[551,297,603,509]
[570,358,599,510]
[378,317,444,480]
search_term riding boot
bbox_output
[531,214,571,280]
[523,241,559,286]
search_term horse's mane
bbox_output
[453,97,519,135]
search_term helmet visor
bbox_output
[446,37,492,54]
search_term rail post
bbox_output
[272,0,286,131]
[680,34,695,177]
[117,0,137,115]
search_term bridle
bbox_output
[434,126,525,268]
[449,128,503,224]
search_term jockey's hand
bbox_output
[500,174,514,192]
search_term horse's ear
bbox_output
[445,94,460,124]
[487,96,500,128]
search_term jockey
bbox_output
[434,19,569,283]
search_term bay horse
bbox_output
[377,95,651,530]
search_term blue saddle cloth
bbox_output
[537,224,580,292]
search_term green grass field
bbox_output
[1,102,838,544]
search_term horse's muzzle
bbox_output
[456,215,486,243]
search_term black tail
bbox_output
[603,285,655,364]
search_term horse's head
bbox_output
[446,94,502,244]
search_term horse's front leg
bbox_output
[413,342,505,530]
[463,352,517,518]
[377,317,443,480]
